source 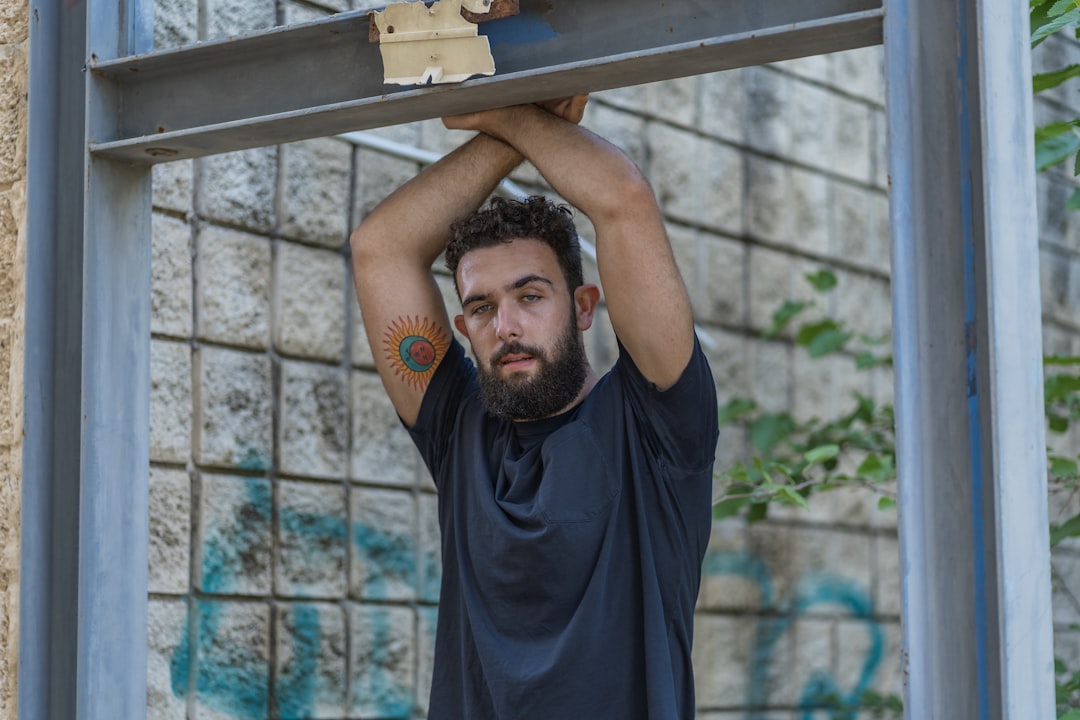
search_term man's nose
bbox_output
[495,304,522,341]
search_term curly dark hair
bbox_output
[446,195,583,296]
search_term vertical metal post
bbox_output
[885,0,1055,716]
[21,0,153,718]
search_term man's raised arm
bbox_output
[444,101,695,389]
[349,133,522,427]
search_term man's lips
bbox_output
[499,354,534,369]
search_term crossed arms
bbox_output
[349,96,695,426]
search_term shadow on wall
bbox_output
[164,486,884,719]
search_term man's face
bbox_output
[453,238,593,421]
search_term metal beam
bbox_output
[20,0,152,718]
[885,0,1055,716]
[89,0,881,162]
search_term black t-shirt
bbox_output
[408,337,719,720]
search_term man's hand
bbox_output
[443,94,589,133]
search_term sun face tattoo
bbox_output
[383,316,450,390]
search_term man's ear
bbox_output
[573,284,601,331]
[454,314,469,338]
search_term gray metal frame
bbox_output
[19,0,1054,717]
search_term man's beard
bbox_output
[475,316,588,422]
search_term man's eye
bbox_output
[522,294,540,303]
[471,304,492,315]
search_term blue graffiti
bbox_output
[170,479,438,719]
[703,549,885,720]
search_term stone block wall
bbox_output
[143,1,1080,718]
[0,0,27,717]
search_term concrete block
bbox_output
[0,44,26,187]
[152,160,194,214]
[646,76,701,127]
[274,242,346,361]
[195,225,272,349]
[874,534,901,617]
[583,305,618,377]
[348,604,416,718]
[416,606,438,718]
[350,296,377,370]
[1055,628,1080,677]
[748,337,792,414]
[832,617,889,708]
[418,492,441,603]
[790,346,836,423]
[0,1,27,45]
[829,97,873,184]
[353,148,420,224]
[698,520,756,611]
[350,487,416,601]
[280,139,351,248]
[594,83,652,117]
[150,339,192,463]
[745,67,793,158]
[699,68,746,145]
[151,213,193,338]
[868,621,904,700]
[149,467,191,595]
[204,0,276,40]
[786,527,874,605]
[833,270,889,347]
[832,46,885,106]
[351,371,417,487]
[704,326,749,409]
[583,102,647,170]
[1054,550,1080,626]
[787,81,834,171]
[147,599,188,720]
[275,603,348,719]
[280,362,349,480]
[277,480,348,598]
[746,156,829,256]
[830,182,874,271]
[699,233,747,327]
[197,148,277,233]
[648,123,743,236]
[154,0,198,49]
[778,618,834,708]
[691,614,757,708]
[1042,247,1072,323]
[196,474,273,595]
[193,347,273,470]
[1040,172,1070,251]
[191,600,271,720]
[871,110,889,191]
[771,53,831,84]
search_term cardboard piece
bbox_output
[374,0,496,85]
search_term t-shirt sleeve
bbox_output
[406,338,477,489]
[613,335,719,474]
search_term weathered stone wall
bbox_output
[143,1,1080,718]
[0,0,27,717]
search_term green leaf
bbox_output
[712,495,750,520]
[766,300,812,337]
[1036,124,1080,170]
[1049,0,1079,17]
[1035,64,1080,93]
[1058,709,1080,720]
[750,414,796,453]
[1032,7,1080,46]
[804,269,838,292]
[805,444,840,464]
[808,328,854,358]
[1050,513,1080,546]
[747,502,768,523]
[778,485,811,510]
[878,496,897,511]
[1068,186,1080,211]
[1045,354,1080,366]
[718,397,757,425]
[1050,414,1071,433]
[1051,455,1080,479]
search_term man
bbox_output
[350,95,718,719]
